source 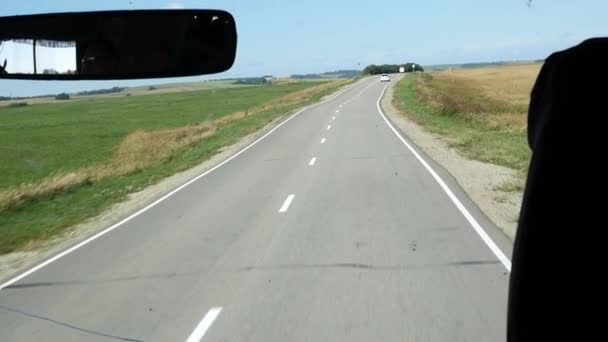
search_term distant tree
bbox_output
[291,69,361,79]
[7,102,28,108]
[363,63,423,75]
[461,62,504,69]
[233,77,268,85]
[55,93,70,100]
[148,86,157,91]
[291,74,319,80]
[76,87,125,96]
[403,63,425,72]
[42,68,59,74]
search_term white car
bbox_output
[380,74,390,82]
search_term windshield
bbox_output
[0,1,604,341]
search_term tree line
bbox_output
[291,70,360,79]
[362,63,424,75]
[0,94,55,101]
[76,87,125,96]
[233,77,272,85]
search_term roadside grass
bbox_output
[0,79,352,254]
[393,65,540,175]
[0,83,326,188]
[494,179,526,193]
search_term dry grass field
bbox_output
[394,64,542,174]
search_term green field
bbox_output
[0,80,351,254]
[1,83,325,188]
[126,79,251,95]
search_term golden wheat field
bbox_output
[438,64,542,109]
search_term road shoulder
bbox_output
[381,75,521,240]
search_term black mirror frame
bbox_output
[0,9,238,81]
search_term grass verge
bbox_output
[393,71,534,174]
[0,79,352,254]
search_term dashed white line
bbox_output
[332,116,336,120]
[375,81,512,271]
[0,74,365,291]
[320,138,326,144]
[186,307,222,342]
[335,110,340,113]
[309,157,317,166]
[279,194,295,213]
[356,79,379,97]
[327,125,332,130]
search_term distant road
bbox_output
[0,76,513,341]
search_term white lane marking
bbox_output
[0,78,371,291]
[335,110,340,113]
[375,82,512,272]
[356,80,379,97]
[186,307,222,342]
[309,157,317,166]
[327,125,332,130]
[279,194,295,213]
[332,116,336,120]
[320,138,326,144]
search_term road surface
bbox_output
[0,76,513,341]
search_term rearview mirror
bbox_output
[0,10,237,80]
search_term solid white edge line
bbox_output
[320,138,326,144]
[278,194,295,213]
[186,307,222,342]
[309,157,317,166]
[0,77,372,291]
[375,80,512,272]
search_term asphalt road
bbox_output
[0,76,513,341]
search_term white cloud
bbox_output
[167,1,185,9]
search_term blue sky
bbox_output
[0,0,606,96]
